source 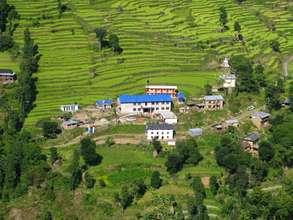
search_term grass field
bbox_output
[1,0,291,126]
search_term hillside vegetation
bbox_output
[1,0,292,126]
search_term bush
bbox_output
[151,171,162,189]
[165,153,183,174]
[84,172,95,188]
[42,120,61,138]
[0,34,14,52]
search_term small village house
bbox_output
[220,74,236,89]
[225,118,239,128]
[96,100,113,110]
[60,104,79,113]
[146,123,174,141]
[86,124,96,134]
[159,111,178,124]
[62,119,80,129]
[251,111,270,129]
[118,94,172,114]
[176,91,186,104]
[0,69,16,84]
[188,128,203,137]
[203,95,224,111]
[241,133,260,155]
[145,85,177,98]
[221,57,230,68]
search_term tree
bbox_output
[40,211,52,220]
[254,64,266,87]
[70,149,81,190]
[0,0,18,34]
[270,40,280,52]
[191,176,206,199]
[265,84,281,111]
[42,121,60,138]
[276,78,285,93]
[219,7,228,28]
[49,147,58,164]
[109,34,119,51]
[234,21,241,32]
[115,185,134,210]
[80,137,102,166]
[259,141,275,162]
[84,172,95,189]
[0,33,13,51]
[150,171,162,189]
[210,176,219,195]
[95,28,107,50]
[165,153,183,174]
[130,179,147,199]
[204,83,212,95]
[7,5,19,35]
[289,82,293,112]
[152,139,162,154]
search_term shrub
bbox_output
[151,171,162,189]
[42,120,61,138]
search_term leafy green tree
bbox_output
[80,137,102,166]
[7,5,19,35]
[84,172,95,189]
[219,6,228,28]
[70,149,81,190]
[42,121,61,138]
[204,82,212,95]
[165,153,183,174]
[115,185,134,210]
[130,179,147,199]
[152,139,162,154]
[209,176,219,195]
[234,21,241,32]
[270,40,280,52]
[276,78,285,93]
[95,28,107,50]
[254,64,266,87]
[0,33,13,51]
[191,176,206,199]
[150,171,162,189]
[109,34,119,51]
[289,82,293,112]
[49,147,59,164]
[265,84,281,111]
[259,141,275,162]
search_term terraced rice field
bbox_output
[4,0,293,125]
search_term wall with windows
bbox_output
[146,129,174,140]
[119,101,171,114]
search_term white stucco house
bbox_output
[146,123,175,141]
[220,74,236,89]
[159,111,178,124]
[60,104,79,113]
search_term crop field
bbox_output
[3,0,293,126]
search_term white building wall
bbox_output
[223,79,236,88]
[60,105,79,112]
[147,129,174,140]
[120,101,172,114]
[165,118,177,124]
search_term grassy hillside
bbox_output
[3,0,293,126]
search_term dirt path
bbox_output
[283,56,293,78]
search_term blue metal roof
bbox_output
[96,100,113,105]
[119,94,172,104]
[177,91,186,101]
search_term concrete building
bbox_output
[60,104,79,113]
[146,123,175,141]
[225,118,239,127]
[96,100,112,110]
[203,95,224,111]
[145,85,177,98]
[241,133,260,155]
[0,69,16,84]
[220,74,236,89]
[62,119,80,129]
[251,111,270,129]
[118,94,172,114]
[159,111,178,124]
[221,57,230,68]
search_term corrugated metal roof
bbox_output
[146,123,174,130]
[118,94,172,103]
[146,85,177,89]
[96,100,112,105]
[244,133,260,142]
[251,111,270,119]
[203,95,224,101]
[188,128,203,136]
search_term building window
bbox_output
[156,107,159,110]
[152,102,155,105]
[151,132,153,134]
[138,108,141,111]
[133,108,136,111]
[166,107,169,110]
[161,107,165,110]
[157,132,159,135]
[145,102,147,106]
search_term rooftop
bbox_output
[188,128,203,136]
[63,119,79,126]
[146,123,175,130]
[118,94,172,104]
[220,74,236,80]
[226,118,239,124]
[177,91,186,100]
[146,85,177,90]
[203,95,224,101]
[251,111,270,119]
[96,100,113,105]
[244,133,260,142]
[0,69,15,76]
[159,111,177,119]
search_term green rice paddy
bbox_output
[2,0,293,126]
